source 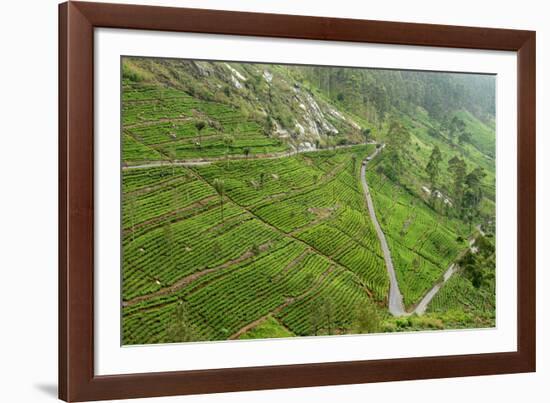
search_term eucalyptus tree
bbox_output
[195,120,206,145]
[362,127,372,145]
[425,145,443,207]
[383,120,410,181]
[462,167,486,229]
[448,155,467,217]
[212,178,225,223]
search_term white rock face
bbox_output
[231,75,243,89]
[298,142,315,152]
[263,70,273,83]
[299,90,339,138]
[274,121,290,138]
[205,64,358,149]
[224,63,247,81]
[328,107,345,120]
[224,63,247,89]
[193,61,214,76]
[328,106,361,129]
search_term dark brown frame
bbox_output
[59,1,536,401]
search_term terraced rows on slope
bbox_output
[120,57,497,343]
[122,145,400,344]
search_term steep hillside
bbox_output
[123,57,365,163]
[121,56,497,344]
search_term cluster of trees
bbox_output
[448,156,486,227]
[427,115,474,149]
[380,120,411,181]
[444,116,472,145]
[459,235,495,289]
[297,66,495,127]
[425,146,486,227]
[426,145,443,194]
[309,297,335,336]
[362,127,372,144]
[309,298,381,336]
[194,120,206,146]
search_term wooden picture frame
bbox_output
[59,1,536,401]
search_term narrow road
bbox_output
[123,142,375,170]
[360,146,406,316]
[413,264,458,315]
[412,231,481,315]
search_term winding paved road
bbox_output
[360,146,406,316]
[360,146,482,316]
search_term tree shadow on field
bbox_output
[34,383,57,399]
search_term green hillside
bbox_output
[121,57,496,344]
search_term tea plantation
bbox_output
[121,57,497,344]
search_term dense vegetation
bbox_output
[121,57,496,344]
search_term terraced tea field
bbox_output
[121,143,482,343]
[123,81,288,164]
[122,145,396,343]
[120,57,496,344]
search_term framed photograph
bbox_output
[59,1,536,401]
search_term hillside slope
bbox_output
[121,57,496,343]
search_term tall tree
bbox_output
[459,235,495,289]
[222,134,235,166]
[448,156,467,216]
[462,167,486,229]
[448,116,466,144]
[382,120,410,181]
[425,145,442,191]
[212,178,225,223]
[195,120,206,145]
[362,127,371,145]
